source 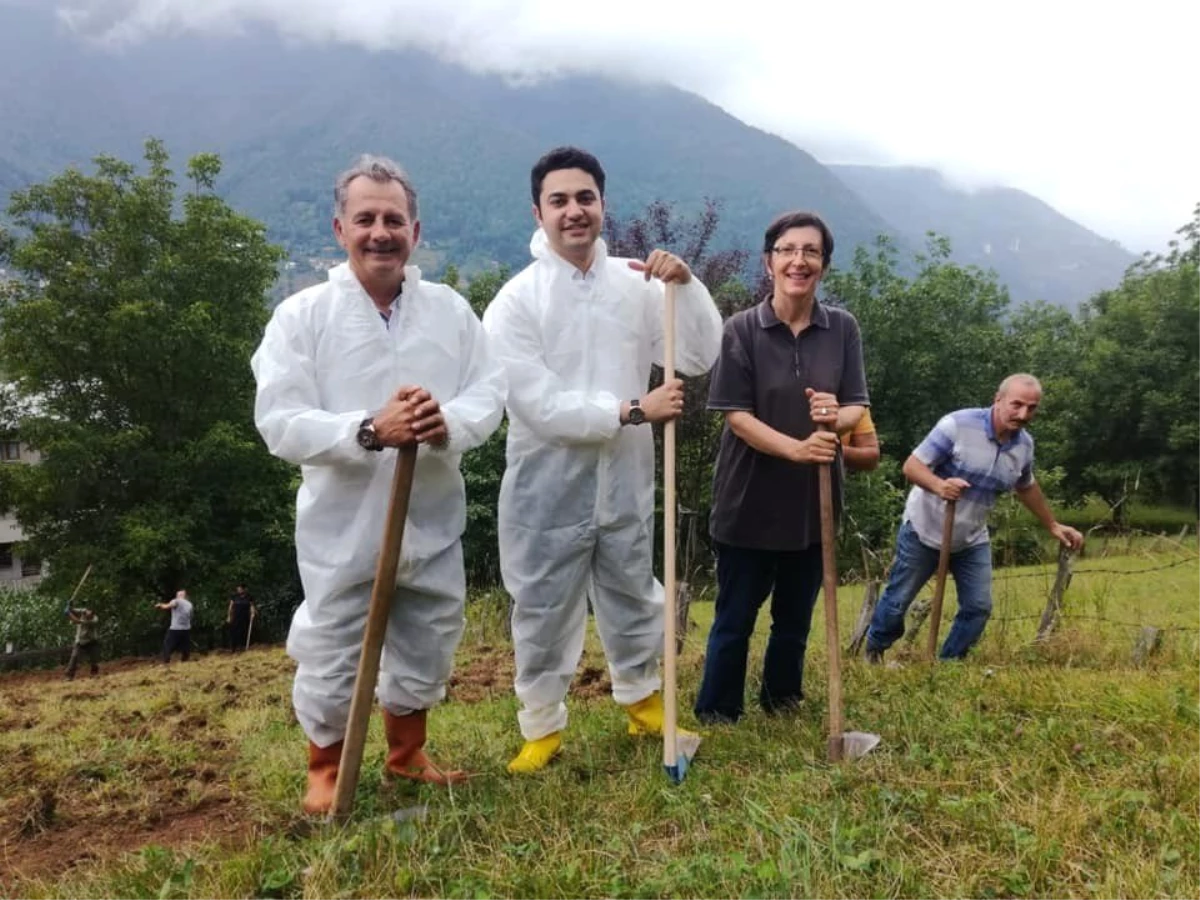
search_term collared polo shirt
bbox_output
[708,298,869,551]
[904,407,1036,551]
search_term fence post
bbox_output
[1132,626,1162,664]
[1035,547,1075,642]
[847,580,879,656]
[904,597,932,646]
[674,581,691,656]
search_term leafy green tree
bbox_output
[0,140,296,639]
[605,199,753,580]
[824,234,1011,462]
[455,265,510,586]
[1003,299,1084,478]
[1061,205,1200,515]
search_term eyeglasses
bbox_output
[771,246,824,263]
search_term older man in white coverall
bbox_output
[252,155,505,813]
[483,146,723,773]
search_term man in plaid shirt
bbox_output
[866,374,1083,661]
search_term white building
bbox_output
[0,441,45,586]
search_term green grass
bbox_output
[1055,497,1198,534]
[1,543,1197,898]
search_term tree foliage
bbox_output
[605,199,753,580]
[455,265,511,586]
[824,234,1011,461]
[1056,204,1200,513]
[0,139,1193,661]
[0,140,296,634]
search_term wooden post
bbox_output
[846,580,879,656]
[1035,546,1075,642]
[904,597,932,646]
[1132,626,1162,664]
[331,445,418,820]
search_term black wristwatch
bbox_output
[627,398,646,426]
[356,417,384,451]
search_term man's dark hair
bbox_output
[762,211,835,270]
[530,146,606,207]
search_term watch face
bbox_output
[357,423,380,451]
[629,406,645,425]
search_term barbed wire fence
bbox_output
[838,519,1199,666]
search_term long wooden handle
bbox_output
[817,427,843,762]
[332,445,419,820]
[926,498,957,661]
[662,282,679,769]
[66,564,93,608]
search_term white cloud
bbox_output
[55,0,1199,252]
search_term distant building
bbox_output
[0,441,45,586]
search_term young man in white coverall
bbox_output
[252,155,506,814]
[483,146,723,773]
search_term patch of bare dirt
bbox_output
[447,644,514,703]
[0,648,278,691]
[0,653,286,890]
[0,793,253,889]
[571,665,612,699]
[447,645,613,703]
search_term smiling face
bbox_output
[768,225,826,303]
[333,175,420,298]
[533,167,604,268]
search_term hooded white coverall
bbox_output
[482,231,722,740]
[252,263,505,748]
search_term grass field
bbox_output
[1,540,1197,898]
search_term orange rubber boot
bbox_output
[302,739,343,815]
[382,710,467,786]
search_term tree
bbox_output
[824,234,1011,462]
[605,199,752,581]
[0,140,296,637]
[455,266,511,586]
[1004,299,1084,477]
[1061,204,1200,514]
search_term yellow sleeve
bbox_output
[853,408,875,436]
[841,407,875,445]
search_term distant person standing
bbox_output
[156,589,194,663]
[64,606,101,679]
[227,584,257,652]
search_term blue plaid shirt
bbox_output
[904,407,1035,551]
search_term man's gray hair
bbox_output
[996,373,1043,397]
[333,154,419,221]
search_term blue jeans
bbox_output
[694,542,823,723]
[866,520,993,659]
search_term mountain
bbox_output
[0,4,1130,307]
[830,165,1137,308]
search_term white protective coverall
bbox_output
[482,230,722,740]
[252,263,505,748]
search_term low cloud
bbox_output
[53,0,1199,252]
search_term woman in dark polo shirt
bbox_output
[694,211,869,724]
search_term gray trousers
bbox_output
[66,641,100,678]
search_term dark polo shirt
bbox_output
[708,298,869,551]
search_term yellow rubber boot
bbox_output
[625,691,665,735]
[625,691,700,741]
[506,732,562,774]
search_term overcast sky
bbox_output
[54,0,1198,254]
